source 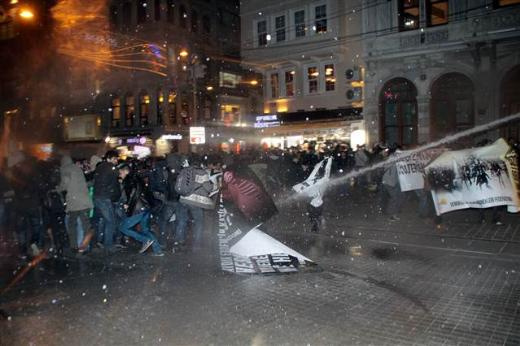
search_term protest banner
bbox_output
[425,139,519,215]
[396,149,444,192]
[504,149,520,213]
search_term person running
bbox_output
[118,164,164,256]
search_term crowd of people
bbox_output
[1,137,518,260]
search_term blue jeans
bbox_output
[94,198,116,249]
[175,203,204,248]
[119,212,161,253]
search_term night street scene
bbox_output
[2,1,520,346]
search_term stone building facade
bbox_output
[362,0,520,147]
[241,0,365,148]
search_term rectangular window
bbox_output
[157,91,164,125]
[109,5,118,28]
[168,91,177,125]
[294,10,305,37]
[111,98,121,127]
[140,94,150,126]
[167,0,175,23]
[219,72,241,88]
[324,64,335,91]
[154,0,161,21]
[271,73,279,98]
[494,0,520,6]
[399,0,420,31]
[275,15,286,42]
[137,0,147,24]
[315,5,327,33]
[307,67,318,94]
[257,20,267,46]
[125,95,135,127]
[427,0,448,26]
[191,10,198,32]
[285,71,295,97]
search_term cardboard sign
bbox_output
[396,149,444,192]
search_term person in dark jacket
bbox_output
[93,150,121,252]
[118,164,163,256]
[156,153,182,250]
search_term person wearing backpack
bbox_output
[174,155,214,252]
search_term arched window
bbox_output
[157,90,165,125]
[168,91,177,125]
[431,73,474,140]
[500,65,520,141]
[191,10,198,32]
[179,5,187,28]
[139,91,150,126]
[111,96,121,128]
[380,78,418,146]
[122,1,132,29]
[167,0,175,23]
[137,0,147,24]
[154,0,161,21]
[125,93,135,127]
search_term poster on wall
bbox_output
[396,149,445,192]
[190,127,206,144]
[425,139,519,215]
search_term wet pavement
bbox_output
[1,191,520,345]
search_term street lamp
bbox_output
[18,8,35,20]
[179,49,189,58]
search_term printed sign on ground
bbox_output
[216,195,313,274]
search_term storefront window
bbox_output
[399,0,420,31]
[139,92,150,126]
[380,78,418,146]
[325,64,335,91]
[307,67,318,94]
[125,94,135,127]
[271,73,279,98]
[221,104,240,126]
[168,91,177,125]
[427,0,448,26]
[285,70,295,97]
[111,97,121,128]
[157,90,164,125]
[181,100,190,125]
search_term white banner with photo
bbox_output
[425,139,519,215]
[396,149,445,192]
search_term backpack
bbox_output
[175,166,211,197]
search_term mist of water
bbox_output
[279,112,520,206]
